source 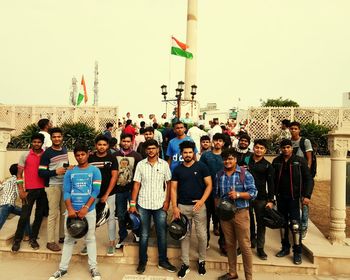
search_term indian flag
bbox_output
[77,75,88,106]
[171,36,193,59]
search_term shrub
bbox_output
[7,124,40,149]
[300,122,331,155]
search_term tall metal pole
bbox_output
[93,61,99,106]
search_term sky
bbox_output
[1,0,350,119]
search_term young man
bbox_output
[166,121,197,173]
[81,135,118,256]
[103,122,113,140]
[187,122,207,153]
[130,139,176,274]
[137,127,155,159]
[215,148,257,280]
[12,133,47,252]
[199,133,225,248]
[48,144,102,280]
[38,118,53,150]
[277,119,291,142]
[0,164,30,236]
[246,139,275,260]
[171,141,212,278]
[39,127,70,252]
[112,133,142,249]
[289,121,314,239]
[235,133,252,166]
[196,135,211,160]
[272,139,313,265]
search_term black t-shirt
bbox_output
[278,159,292,197]
[171,161,210,205]
[88,153,118,198]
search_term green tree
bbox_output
[261,97,299,107]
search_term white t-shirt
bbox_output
[39,131,52,150]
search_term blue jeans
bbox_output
[301,204,309,232]
[116,191,131,240]
[0,204,31,235]
[138,205,168,265]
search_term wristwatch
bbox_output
[236,192,240,199]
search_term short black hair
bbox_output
[95,134,110,144]
[120,133,133,141]
[109,137,118,147]
[140,121,146,128]
[200,135,210,142]
[280,139,293,147]
[173,121,184,127]
[73,143,89,154]
[239,133,251,144]
[289,121,301,129]
[37,119,50,130]
[152,123,159,129]
[144,127,155,134]
[143,139,159,149]
[213,133,225,141]
[126,119,132,125]
[9,163,18,176]
[50,127,62,136]
[253,139,268,149]
[221,148,238,160]
[106,122,113,129]
[31,133,45,143]
[281,119,290,127]
[179,141,196,152]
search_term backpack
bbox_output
[296,137,317,178]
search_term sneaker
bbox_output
[106,245,115,256]
[276,248,290,257]
[136,263,146,274]
[115,238,125,249]
[29,239,40,250]
[158,260,177,272]
[133,233,140,243]
[90,268,101,280]
[293,253,302,265]
[257,248,268,260]
[11,240,21,252]
[48,270,67,280]
[177,263,190,278]
[46,242,61,252]
[198,261,206,276]
[80,246,88,256]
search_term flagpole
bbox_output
[167,35,173,117]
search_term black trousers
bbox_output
[251,199,267,249]
[206,195,219,242]
[14,188,46,241]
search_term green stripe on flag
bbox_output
[171,46,193,59]
[77,92,84,106]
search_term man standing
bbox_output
[39,127,70,252]
[166,121,197,173]
[208,119,222,141]
[38,118,52,150]
[103,122,114,140]
[272,139,313,265]
[82,135,118,256]
[197,135,211,160]
[187,122,207,153]
[246,139,275,260]
[215,148,257,280]
[137,127,155,159]
[130,139,176,274]
[171,141,212,278]
[12,133,47,252]
[234,133,252,166]
[48,144,102,280]
[289,121,314,239]
[200,133,225,248]
[112,133,142,248]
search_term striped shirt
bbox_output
[0,176,18,206]
[214,166,257,209]
[133,158,171,210]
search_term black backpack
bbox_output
[296,137,317,178]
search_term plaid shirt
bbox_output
[214,166,257,209]
[0,176,18,206]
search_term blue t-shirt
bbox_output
[63,165,102,212]
[166,136,198,172]
[200,151,224,179]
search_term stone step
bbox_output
[0,215,19,247]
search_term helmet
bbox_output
[66,217,89,239]
[125,212,141,231]
[96,202,110,228]
[216,198,237,221]
[168,214,189,241]
[263,207,285,229]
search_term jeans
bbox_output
[205,194,219,242]
[138,205,167,265]
[301,204,309,232]
[59,210,97,271]
[96,195,116,242]
[0,204,30,235]
[14,188,46,241]
[115,191,131,241]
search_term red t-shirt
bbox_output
[18,149,45,189]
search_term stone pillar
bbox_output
[328,123,350,244]
[0,122,15,181]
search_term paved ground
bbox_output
[1,258,349,280]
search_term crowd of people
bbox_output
[0,116,315,280]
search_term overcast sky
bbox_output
[1,0,350,118]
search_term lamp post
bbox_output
[161,81,197,120]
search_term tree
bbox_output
[261,97,299,107]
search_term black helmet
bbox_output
[263,207,285,229]
[168,214,189,241]
[66,217,89,239]
[96,202,110,228]
[216,198,237,221]
[125,212,141,231]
